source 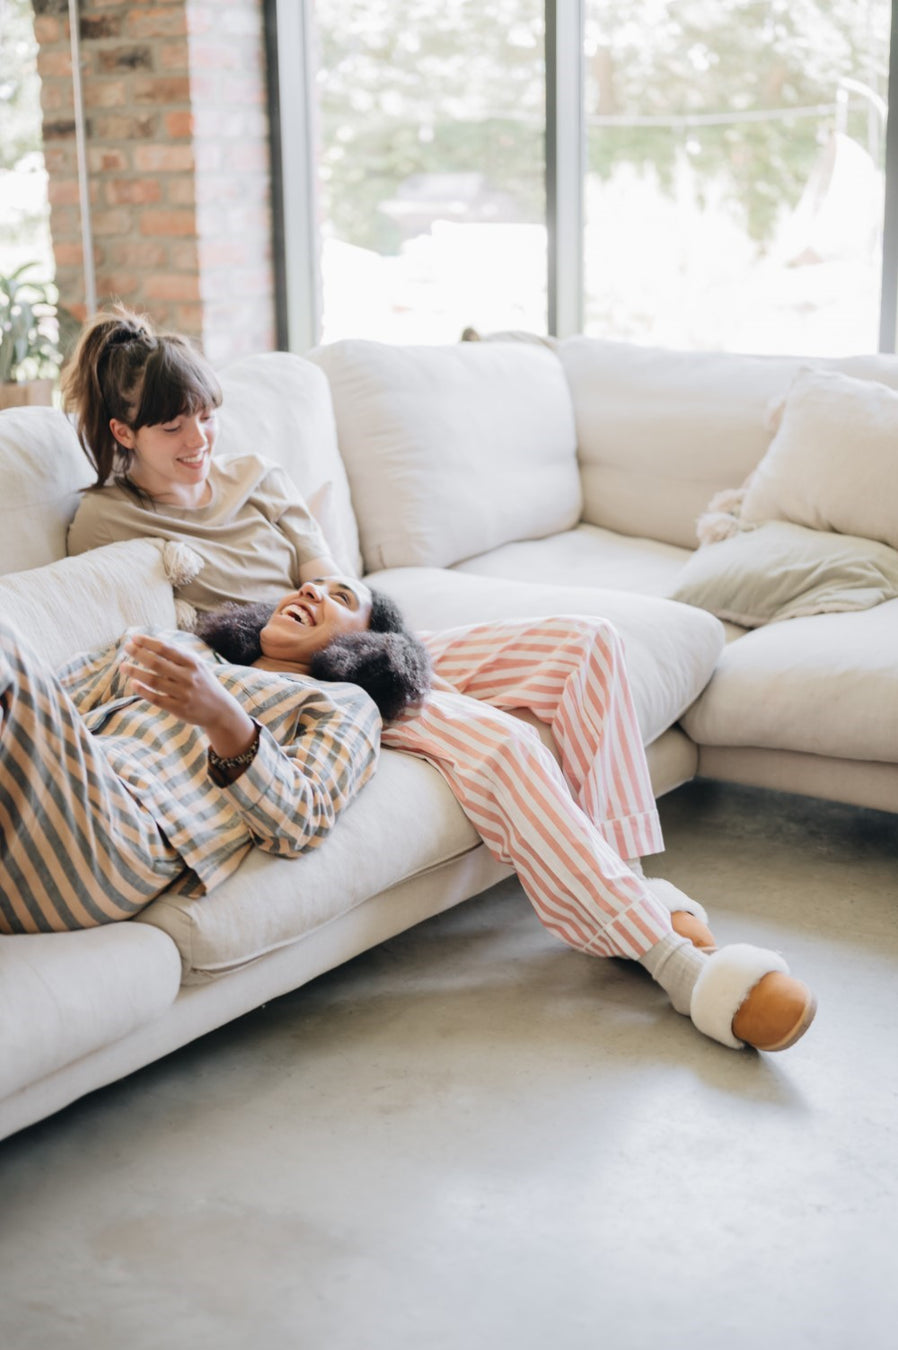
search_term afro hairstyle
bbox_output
[194,589,431,721]
[309,628,431,721]
[194,600,275,667]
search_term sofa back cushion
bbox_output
[310,339,582,571]
[559,337,898,549]
[0,406,93,575]
[216,350,362,575]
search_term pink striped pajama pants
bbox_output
[381,615,674,960]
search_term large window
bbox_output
[273,1,896,354]
[583,0,891,354]
[313,0,545,343]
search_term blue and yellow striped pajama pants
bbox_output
[0,622,185,933]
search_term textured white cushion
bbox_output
[365,566,725,748]
[0,924,181,1097]
[310,339,582,571]
[559,337,898,550]
[0,405,92,575]
[216,350,362,575]
[740,369,898,550]
[0,538,180,669]
[670,521,898,627]
[681,599,898,762]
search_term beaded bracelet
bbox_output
[208,721,261,776]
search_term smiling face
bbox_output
[258,578,373,669]
[109,407,218,506]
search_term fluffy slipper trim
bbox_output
[690,944,789,1049]
[644,877,709,927]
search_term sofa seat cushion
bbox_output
[310,339,582,571]
[452,522,691,597]
[681,600,898,763]
[0,924,181,1098]
[138,748,482,981]
[367,567,725,747]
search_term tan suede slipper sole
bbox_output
[731,972,818,1052]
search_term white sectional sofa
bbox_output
[2,334,896,1142]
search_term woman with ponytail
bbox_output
[63,307,339,612]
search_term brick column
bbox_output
[33,0,276,363]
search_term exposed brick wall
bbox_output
[32,0,276,363]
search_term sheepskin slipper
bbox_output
[643,877,709,926]
[690,944,816,1050]
[644,878,717,951]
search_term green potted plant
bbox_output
[0,261,64,409]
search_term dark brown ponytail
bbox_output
[61,305,222,493]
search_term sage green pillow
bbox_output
[670,520,898,628]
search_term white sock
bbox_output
[639,932,706,1016]
[625,856,645,878]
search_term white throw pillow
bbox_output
[740,368,898,550]
[0,538,185,669]
[670,521,898,627]
[310,339,582,571]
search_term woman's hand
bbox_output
[122,634,256,758]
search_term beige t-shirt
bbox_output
[67,454,330,612]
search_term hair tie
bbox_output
[105,326,144,349]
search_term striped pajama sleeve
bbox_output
[206,670,381,864]
[1,624,381,934]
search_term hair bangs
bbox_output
[132,337,222,430]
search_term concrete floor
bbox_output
[2,780,897,1350]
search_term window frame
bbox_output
[268,0,898,354]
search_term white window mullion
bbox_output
[879,0,898,351]
[546,0,585,337]
[270,0,321,352]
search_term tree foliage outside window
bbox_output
[585,0,889,246]
[315,0,545,255]
[315,0,888,253]
[0,0,43,173]
[0,0,52,272]
[581,0,890,350]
